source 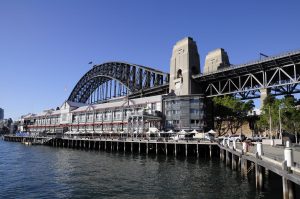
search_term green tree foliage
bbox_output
[257,95,280,137]
[281,96,300,143]
[258,95,300,141]
[213,96,254,136]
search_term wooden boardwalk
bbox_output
[220,142,300,199]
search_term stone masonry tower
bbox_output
[169,37,200,95]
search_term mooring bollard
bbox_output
[270,139,274,146]
[286,140,290,148]
[257,143,263,158]
[242,142,248,153]
[226,139,230,148]
[284,147,294,170]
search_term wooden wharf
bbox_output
[3,135,300,198]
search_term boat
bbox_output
[22,141,32,145]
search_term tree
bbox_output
[213,96,254,136]
[258,95,300,141]
[281,95,300,143]
[258,95,281,138]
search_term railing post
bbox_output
[233,140,236,150]
[257,143,263,158]
[242,142,248,153]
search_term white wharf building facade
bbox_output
[21,96,162,135]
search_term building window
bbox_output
[190,109,200,114]
[172,110,180,114]
[177,69,182,78]
[190,99,200,104]
[166,111,172,116]
[62,114,67,122]
[151,103,156,111]
[166,120,172,125]
[191,119,200,125]
[173,120,179,124]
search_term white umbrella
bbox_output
[191,129,199,134]
[208,129,217,134]
[167,130,174,134]
[178,130,187,135]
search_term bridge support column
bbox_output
[111,141,113,151]
[209,145,212,159]
[117,141,119,151]
[260,88,270,108]
[131,142,133,153]
[105,141,106,150]
[196,144,199,157]
[156,143,158,154]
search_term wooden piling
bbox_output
[165,143,167,156]
[146,142,148,154]
[138,142,140,154]
[185,144,188,157]
[174,143,177,157]
[232,153,237,170]
[226,150,230,166]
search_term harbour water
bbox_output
[0,139,283,199]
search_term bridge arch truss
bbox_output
[68,62,169,104]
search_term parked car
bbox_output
[205,133,215,142]
[246,135,264,142]
[228,134,246,142]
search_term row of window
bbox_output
[166,119,202,126]
[165,99,202,106]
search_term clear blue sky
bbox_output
[1,0,300,120]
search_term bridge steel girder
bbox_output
[194,50,300,99]
[68,62,169,103]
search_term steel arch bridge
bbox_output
[68,62,169,104]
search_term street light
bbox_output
[279,104,285,140]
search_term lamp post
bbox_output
[279,106,282,139]
[279,104,285,140]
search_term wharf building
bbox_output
[0,108,4,120]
